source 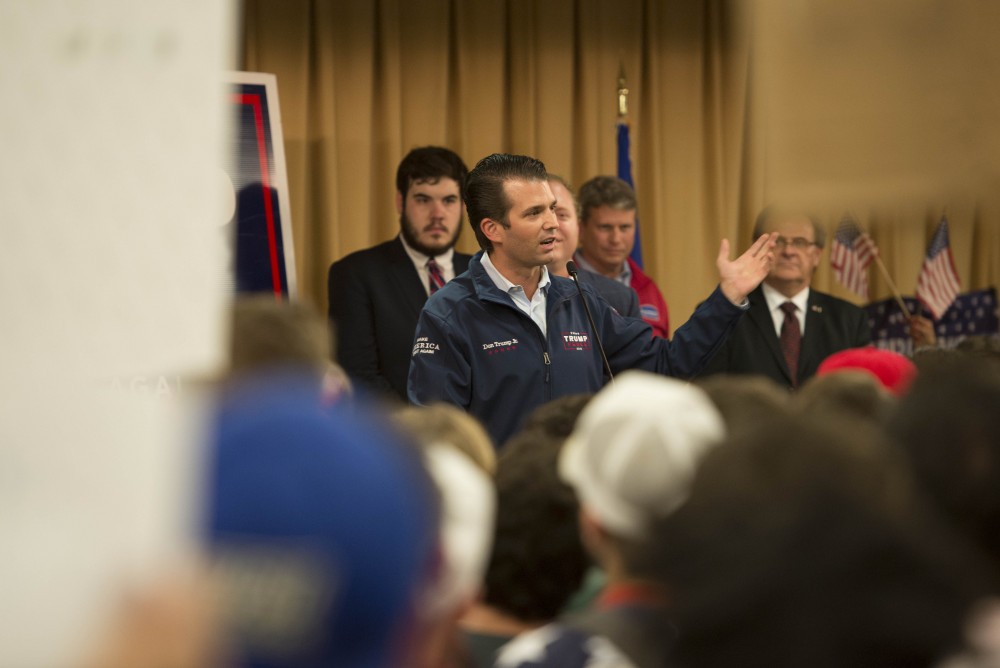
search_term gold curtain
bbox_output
[242,0,999,330]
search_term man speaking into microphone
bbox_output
[407,153,776,446]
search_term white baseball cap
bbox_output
[559,371,726,539]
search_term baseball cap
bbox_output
[817,346,917,396]
[559,371,726,539]
[204,373,439,668]
[419,443,495,619]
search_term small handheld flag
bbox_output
[830,216,876,300]
[915,217,961,320]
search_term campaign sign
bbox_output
[226,72,296,297]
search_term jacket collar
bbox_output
[469,252,575,306]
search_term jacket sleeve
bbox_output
[661,287,746,377]
[602,286,745,379]
[622,287,641,320]
[407,308,473,409]
[328,259,394,396]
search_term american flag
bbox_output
[866,288,998,356]
[916,217,961,320]
[830,217,876,300]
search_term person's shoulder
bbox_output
[625,258,664,293]
[583,271,631,297]
[330,238,401,270]
[493,623,636,668]
[421,271,477,318]
[550,272,580,291]
[809,288,867,314]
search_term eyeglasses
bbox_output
[774,237,819,250]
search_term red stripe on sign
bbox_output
[238,93,282,299]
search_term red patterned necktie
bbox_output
[779,301,802,387]
[427,258,445,294]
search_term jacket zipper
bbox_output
[480,291,556,399]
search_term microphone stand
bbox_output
[566,261,615,385]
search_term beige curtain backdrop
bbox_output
[242,0,999,332]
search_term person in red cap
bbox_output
[816,346,917,396]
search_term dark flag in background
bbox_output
[866,288,998,355]
[617,121,643,269]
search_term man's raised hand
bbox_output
[717,232,778,305]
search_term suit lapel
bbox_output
[454,252,472,275]
[747,287,794,385]
[800,291,826,377]
[386,238,429,319]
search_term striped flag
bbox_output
[830,216,876,300]
[915,217,961,320]
[617,121,643,268]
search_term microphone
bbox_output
[566,261,614,385]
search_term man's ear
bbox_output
[578,506,608,558]
[481,219,504,246]
[395,191,404,215]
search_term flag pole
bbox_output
[617,64,644,268]
[617,63,628,118]
[871,251,912,317]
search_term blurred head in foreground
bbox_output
[228,296,353,405]
[652,413,989,668]
[560,372,726,547]
[204,375,439,668]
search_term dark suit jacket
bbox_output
[328,237,472,400]
[577,269,641,319]
[699,285,872,389]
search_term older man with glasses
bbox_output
[697,208,872,389]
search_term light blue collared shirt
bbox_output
[481,252,551,337]
[572,251,632,286]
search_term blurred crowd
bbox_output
[79,296,1000,668]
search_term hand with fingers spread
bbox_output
[717,232,779,305]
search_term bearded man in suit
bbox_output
[328,146,471,401]
[698,208,871,389]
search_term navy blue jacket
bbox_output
[407,253,746,446]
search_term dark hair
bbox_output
[955,334,1000,361]
[520,393,593,440]
[465,153,548,252]
[482,428,589,622]
[888,355,1000,571]
[546,173,579,216]
[795,371,897,426]
[752,206,826,248]
[229,296,330,380]
[650,413,989,668]
[694,375,790,435]
[577,176,637,225]
[395,146,468,200]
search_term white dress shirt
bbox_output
[761,282,810,337]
